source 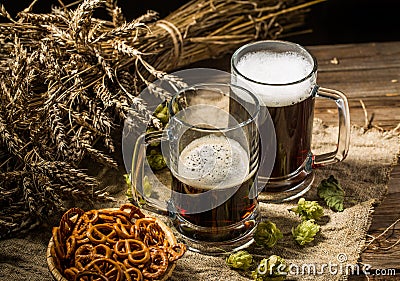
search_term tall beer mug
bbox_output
[131,83,262,254]
[231,40,350,202]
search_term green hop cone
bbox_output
[226,250,253,271]
[290,198,324,221]
[146,149,166,170]
[253,221,283,248]
[124,174,133,199]
[153,102,169,125]
[251,255,288,281]
[143,175,152,197]
[292,219,320,246]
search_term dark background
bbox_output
[2,0,400,45]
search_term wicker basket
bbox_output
[46,209,178,281]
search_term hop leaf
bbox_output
[290,198,324,221]
[251,255,288,281]
[292,219,320,246]
[124,174,133,198]
[253,221,283,248]
[317,175,345,212]
[226,250,253,271]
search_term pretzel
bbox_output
[134,218,157,241]
[64,266,79,280]
[52,226,65,261]
[92,244,113,260]
[84,258,123,281]
[98,210,118,223]
[74,244,113,270]
[87,223,118,244]
[143,222,165,247]
[113,223,135,239]
[166,243,186,262]
[115,214,131,226]
[65,235,77,259]
[119,204,146,220]
[125,267,143,281]
[72,216,90,241]
[142,247,168,280]
[74,270,109,281]
[82,210,99,224]
[74,244,94,270]
[59,207,85,241]
[114,239,150,266]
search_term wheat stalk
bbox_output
[0,0,324,237]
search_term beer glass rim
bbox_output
[168,82,260,133]
[231,40,318,86]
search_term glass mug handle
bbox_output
[313,87,351,167]
[131,130,170,215]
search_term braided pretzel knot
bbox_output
[87,223,118,244]
[113,222,135,239]
[74,270,109,281]
[166,243,186,262]
[142,246,168,280]
[144,222,166,247]
[124,266,143,281]
[134,218,157,241]
[119,204,146,220]
[114,239,150,266]
[74,244,113,270]
[59,208,85,240]
[84,258,123,281]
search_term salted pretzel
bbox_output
[83,210,99,224]
[84,258,123,281]
[52,226,65,261]
[124,267,143,281]
[142,247,168,280]
[113,223,135,239]
[87,223,118,244]
[166,243,186,262]
[143,222,165,247]
[114,239,150,265]
[51,203,186,281]
[59,208,85,241]
[74,244,94,270]
[74,271,109,281]
[119,204,146,220]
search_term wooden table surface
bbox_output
[194,41,400,279]
[252,41,400,279]
[309,42,400,280]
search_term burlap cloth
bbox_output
[1,121,399,281]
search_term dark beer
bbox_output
[233,49,316,190]
[170,134,258,241]
[266,95,314,177]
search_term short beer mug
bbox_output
[131,83,261,254]
[231,40,350,202]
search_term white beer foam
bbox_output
[177,135,249,189]
[235,51,314,107]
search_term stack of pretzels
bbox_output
[50,204,186,281]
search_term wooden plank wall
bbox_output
[309,42,400,130]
